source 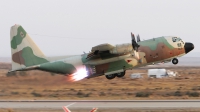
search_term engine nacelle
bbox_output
[109,43,132,54]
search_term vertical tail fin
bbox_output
[10,24,48,70]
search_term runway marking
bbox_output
[66,102,76,107]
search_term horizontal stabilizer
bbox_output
[8,65,39,73]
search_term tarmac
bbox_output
[0,100,200,109]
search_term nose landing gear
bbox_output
[172,58,178,65]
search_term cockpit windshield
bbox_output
[172,37,182,42]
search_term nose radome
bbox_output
[184,42,194,54]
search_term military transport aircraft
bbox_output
[9,24,194,81]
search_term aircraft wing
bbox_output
[86,43,115,59]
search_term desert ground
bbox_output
[1,63,200,111]
[0,63,200,100]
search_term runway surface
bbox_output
[0,100,200,109]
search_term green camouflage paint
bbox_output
[11,26,26,49]
[39,61,76,74]
[106,60,132,72]
[22,47,49,66]
[139,37,174,50]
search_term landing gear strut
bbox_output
[172,58,178,65]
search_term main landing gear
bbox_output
[172,58,178,65]
[105,74,116,80]
[116,71,126,78]
[105,71,126,80]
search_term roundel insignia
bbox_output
[20,32,25,37]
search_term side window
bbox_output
[181,41,184,44]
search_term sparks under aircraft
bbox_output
[9,25,194,81]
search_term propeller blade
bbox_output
[131,32,136,42]
[131,32,140,51]
[137,34,141,42]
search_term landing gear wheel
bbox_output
[172,58,178,65]
[116,71,126,78]
[105,74,116,80]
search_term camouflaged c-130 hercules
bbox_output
[9,24,194,81]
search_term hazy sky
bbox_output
[0,0,200,57]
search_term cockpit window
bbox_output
[172,37,177,42]
[181,40,184,44]
[172,37,181,42]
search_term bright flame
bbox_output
[68,68,88,81]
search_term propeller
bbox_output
[131,32,142,61]
[131,32,140,52]
[137,34,141,42]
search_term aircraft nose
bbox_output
[184,42,194,54]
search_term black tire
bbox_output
[116,71,126,78]
[172,58,178,65]
[105,74,116,80]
